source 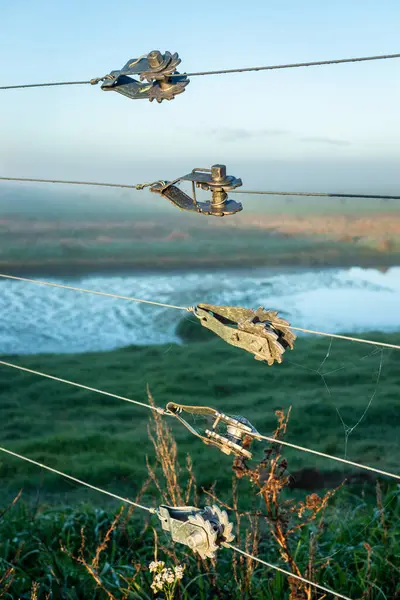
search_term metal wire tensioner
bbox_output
[147,164,243,216]
[157,503,234,559]
[0,443,353,599]
[101,50,189,102]
[166,402,261,459]
[193,304,296,364]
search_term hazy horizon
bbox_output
[2,157,400,197]
[1,0,400,192]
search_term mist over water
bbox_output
[0,266,399,355]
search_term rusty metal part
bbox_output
[119,51,183,82]
[157,504,234,559]
[101,50,189,102]
[166,402,260,459]
[193,305,296,365]
[149,164,243,216]
[147,74,189,103]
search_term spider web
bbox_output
[285,338,385,459]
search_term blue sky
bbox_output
[1,0,400,193]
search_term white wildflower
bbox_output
[163,568,175,584]
[174,565,185,580]
[151,574,164,593]
[149,560,165,573]
[149,560,185,596]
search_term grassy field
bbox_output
[0,324,399,598]
[1,186,400,274]
[1,323,399,498]
[3,219,372,273]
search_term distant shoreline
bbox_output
[0,253,399,277]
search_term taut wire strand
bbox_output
[0,360,167,415]
[0,446,155,513]
[0,176,148,190]
[2,53,399,90]
[0,81,91,90]
[232,190,400,200]
[0,77,106,91]
[226,544,352,600]
[279,325,400,350]
[1,356,398,482]
[0,445,358,597]
[252,432,400,482]
[171,52,400,78]
[0,274,398,350]
[2,176,400,201]
[0,274,190,312]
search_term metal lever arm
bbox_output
[166,402,260,459]
[194,304,296,365]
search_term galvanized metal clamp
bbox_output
[157,504,234,559]
[193,304,296,364]
[101,50,189,102]
[166,402,261,459]
[149,164,243,216]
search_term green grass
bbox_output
[1,326,399,499]
[1,485,399,599]
[0,326,399,598]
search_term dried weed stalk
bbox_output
[375,480,388,546]
[204,477,260,597]
[146,386,197,508]
[146,388,227,597]
[0,490,22,524]
[62,506,145,600]
[0,566,15,598]
[233,408,342,600]
[30,582,39,600]
[360,543,374,600]
[61,507,124,600]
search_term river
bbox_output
[0,266,399,355]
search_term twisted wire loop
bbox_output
[0,360,168,415]
[0,274,398,351]
[0,176,181,192]
[171,52,400,78]
[0,75,111,91]
[226,544,352,600]
[0,446,156,513]
[135,180,167,190]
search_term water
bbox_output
[0,266,399,355]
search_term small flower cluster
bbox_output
[148,560,185,596]
[174,566,185,580]
[149,560,165,574]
